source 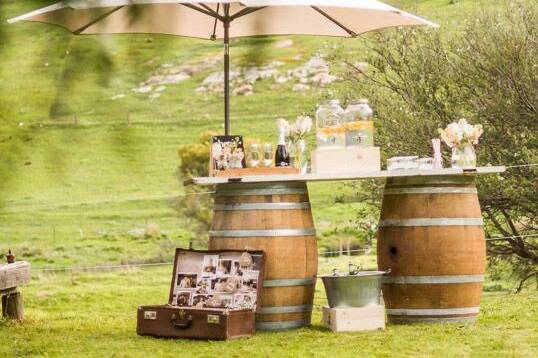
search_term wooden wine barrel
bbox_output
[377,175,485,323]
[209,181,318,331]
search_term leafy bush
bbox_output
[173,131,264,245]
[329,1,537,289]
[171,131,216,245]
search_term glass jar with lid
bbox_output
[315,99,345,147]
[343,98,374,146]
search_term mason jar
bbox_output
[315,99,345,147]
[343,99,374,146]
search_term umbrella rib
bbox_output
[229,6,266,21]
[311,6,357,37]
[181,3,222,21]
[73,6,124,35]
[210,3,220,40]
[199,3,218,16]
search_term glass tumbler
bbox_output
[249,143,260,168]
[262,143,273,167]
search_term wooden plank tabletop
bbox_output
[192,166,506,185]
[0,261,31,291]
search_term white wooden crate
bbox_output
[322,305,385,332]
[311,146,381,174]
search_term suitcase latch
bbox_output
[144,311,157,320]
[207,314,220,324]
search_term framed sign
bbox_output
[210,135,246,173]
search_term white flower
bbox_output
[439,118,483,148]
[296,116,312,135]
[447,122,463,142]
[459,118,474,137]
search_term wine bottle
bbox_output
[275,134,290,167]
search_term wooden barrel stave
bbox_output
[378,227,485,275]
[209,181,317,331]
[382,283,483,308]
[378,176,485,323]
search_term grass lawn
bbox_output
[1,261,536,357]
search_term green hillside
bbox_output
[0,0,525,267]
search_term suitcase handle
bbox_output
[170,313,192,329]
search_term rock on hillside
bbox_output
[114,54,337,100]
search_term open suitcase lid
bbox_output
[168,249,265,313]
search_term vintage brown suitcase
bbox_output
[137,248,265,340]
[137,306,255,340]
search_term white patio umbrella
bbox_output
[9,0,438,135]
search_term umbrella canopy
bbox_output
[9,0,438,134]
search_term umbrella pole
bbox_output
[223,7,230,136]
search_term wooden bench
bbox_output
[0,261,30,320]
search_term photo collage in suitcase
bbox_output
[172,251,262,310]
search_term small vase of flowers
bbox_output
[438,118,483,169]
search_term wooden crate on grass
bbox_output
[322,305,385,332]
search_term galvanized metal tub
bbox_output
[321,271,387,308]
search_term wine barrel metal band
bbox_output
[216,188,307,196]
[217,182,305,190]
[386,176,475,186]
[209,229,316,237]
[215,183,307,196]
[382,274,484,284]
[389,316,477,323]
[383,187,478,195]
[214,202,310,211]
[263,278,316,287]
[386,307,480,316]
[379,218,483,227]
[259,305,313,314]
[255,319,310,331]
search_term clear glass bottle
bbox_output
[315,99,345,148]
[343,98,374,146]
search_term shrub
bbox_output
[328,1,537,290]
[173,131,264,245]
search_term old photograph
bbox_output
[195,278,212,295]
[192,294,211,308]
[229,260,243,276]
[206,294,234,309]
[175,291,192,307]
[176,273,198,289]
[212,276,242,293]
[240,277,258,293]
[202,255,219,275]
[233,293,256,309]
[216,259,233,276]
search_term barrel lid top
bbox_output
[191,166,506,186]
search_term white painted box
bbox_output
[311,146,381,174]
[322,305,385,332]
